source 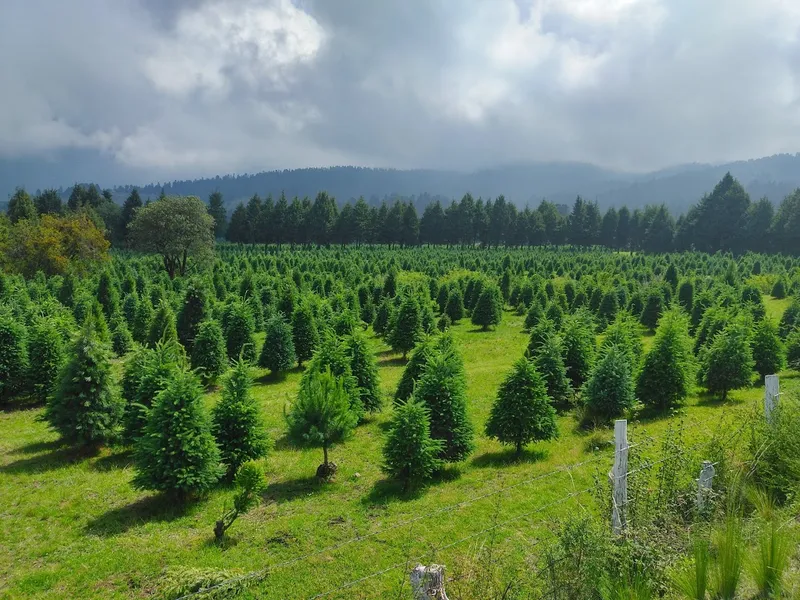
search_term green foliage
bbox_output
[677,280,694,312]
[471,283,503,330]
[389,294,423,357]
[395,336,436,404]
[382,399,442,488]
[27,317,64,402]
[602,312,644,370]
[636,309,695,410]
[749,400,800,503]
[778,297,800,338]
[285,367,358,474]
[177,279,210,352]
[444,288,465,322]
[291,302,319,366]
[412,348,474,462]
[258,314,296,375]
[771,278,786,299]
[583,345,635,421]
[485,358,558,455]
[45,318,122,446]
[671,539,709,600]
[712,517,744,600]
[639,289,664,331]
[526,317,557,359]
[110,314,135,357]
[345,332,382,413]
[306,334,363,419]
[147,301,178,348]
[750,519,791,598]
[212,361,270,476]
[133,369,223,499]
[700,319,755,401]
[786,328,800,369]
[750,318,785,378]
[222,301,256,363]
[533,332,572,408]
[561,310,596,389]
[214,461,267,540]
[132,295,154,344]
[191,320,228,383]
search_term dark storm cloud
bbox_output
[1,0,800,178]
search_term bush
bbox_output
[212,360,270,476]
[471,283,503,330]
[485,358,558,455]
[191,320,228,383]
[524,302,544,331]
[700,319,755,401]
[291,302,319,367]
[583,345,635,421]
[222,301,256,363]
[786,328,800,369]
[27,317,64,402]
[214,461,267,540]
[636,309,695,410]
[345,332,382,413]
[749,400,800,503]
[750,318,786,378]
[286,367,358,479]
[258,314,296,375]
[412,348,474,462]
[436,313,451,332]
[45,318,123,446]
[133,369,223,499]
[382,399,442,489]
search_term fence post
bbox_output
[765,374,780,424]
[696,460,716,511]
[410,564,449,600]
[609,419,629,535]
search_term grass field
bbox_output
[0,296,794,599]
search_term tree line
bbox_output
[217,173,800,254]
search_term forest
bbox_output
[2,175,800,599]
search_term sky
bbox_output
[1,0,800,183]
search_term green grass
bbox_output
[0,305,795,599]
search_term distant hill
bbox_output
[3,152,800,215]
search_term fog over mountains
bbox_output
[3,152,800,215]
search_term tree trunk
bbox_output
[323,444,328,468]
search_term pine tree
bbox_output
[110,314,135,356]
[485,358,558,456]
[132,295,154,344]
[639,290,664,331]
[258,314,296,375]
[390,295,423,358]
[382,400,442,488]
[786,328,800,369]
[133,369,223,499]
[471,283,503,330]
[373,300,393,338]
[291,302,319,367]
[147,301,178,348]
[97,271,120,320]
[524,302,544,331]
[45,318,123,446]
[413,349,474,462]
[286,367,358,479]
[395,337,435,404]
[306,334,363,419]
[222,300,256,363]
[445,289,465,323]
[211,360,270,476]
[636,309,695,410]
[27,318,64,402]
[700,319,755,401]
[751,318,786,379]
[526,318,557,360]
[191,320,228,383]
[678,280,694,312]
[345,332,382,413]
[177,279,210,352]
[597,290,620,329]
[583,345,635,421]
[0,314,28,403]
[561,311,596,389]
[533,333,572,408]
[601,313,644,370]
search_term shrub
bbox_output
[258,314,296,375]
[389,294,423,358]
[27,317,64,402]
[45,318,123,446]
[771,278,787,299]
[214,461,267,540]
[750,318,785,378]
[345,332,382,413]
[749,400,800,503]
[291,302,319,367]
[583,345,635,421]
[133,369,223,499]
[471,283,503,331]
[382,399,442,489]
[286,367,358,479]
[700,319,754,401]
[412,348,474,462]
[191,320,228,383]
[485,358,558,455]
[212,360,270,476]
[636,309,695,410]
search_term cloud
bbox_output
[1,0,800,180]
